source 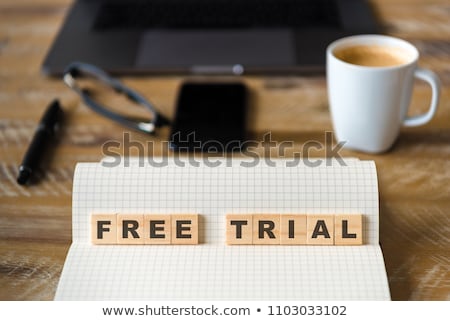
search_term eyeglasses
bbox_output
[63,62,170,135]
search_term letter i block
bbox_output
[280,214,307,245]
[335,214,363,245]
[171,214,199,245]
[144,214,171,245]
[307,214,334,245]
[226,214,253,245]
[91,214,117,244]
[253,214,280,245]
[117,214,144,244]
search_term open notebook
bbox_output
[55,157,390,300]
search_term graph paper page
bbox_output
[55,157,390,300]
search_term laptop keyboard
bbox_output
[93,0,340,30]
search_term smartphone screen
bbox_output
[169,82,247,152]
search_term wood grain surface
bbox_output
[1,0,449,300]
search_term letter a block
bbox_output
[91,214,117,244]
[335,214,363,245]
[226,214,253,245]
[307,214,334,245]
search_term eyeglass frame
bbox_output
[63,62,169,135]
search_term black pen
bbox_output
[17,99,64,185]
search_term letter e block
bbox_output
[335,214,363,245]
[280,214,307,245]
[307,214,334,245]
[226,214,253,245]
[117,214,144,245]
[91,214,117,245]
[144,214,171,245]
[253,214,280,245]
[171,214,199,245]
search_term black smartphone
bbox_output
[169,82,247,152]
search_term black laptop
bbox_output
[42,0,378,75]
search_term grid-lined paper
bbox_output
[55,157,390,300]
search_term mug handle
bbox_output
[403,68,441,127]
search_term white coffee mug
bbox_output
[327,34,440,153]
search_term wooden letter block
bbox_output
[253,214,280,245]
[307,214,334,245]
[226,214,253,245]
[143,214,171,245]
[280,214,307,245]
[91,214,117,244]
[117,214,144,245]
[335,214,363,245]
[171,214,199,245]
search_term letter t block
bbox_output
[226,214,253,245]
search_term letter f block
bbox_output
[91,214,117,244]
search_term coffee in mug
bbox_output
[333,45,409,67]
[327,35,440,153]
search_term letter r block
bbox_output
[253,214,280,245]
[226,214,253,245]
[117,214,144,245]
[91,214,117,244]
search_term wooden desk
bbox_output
[0,0,449,300]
